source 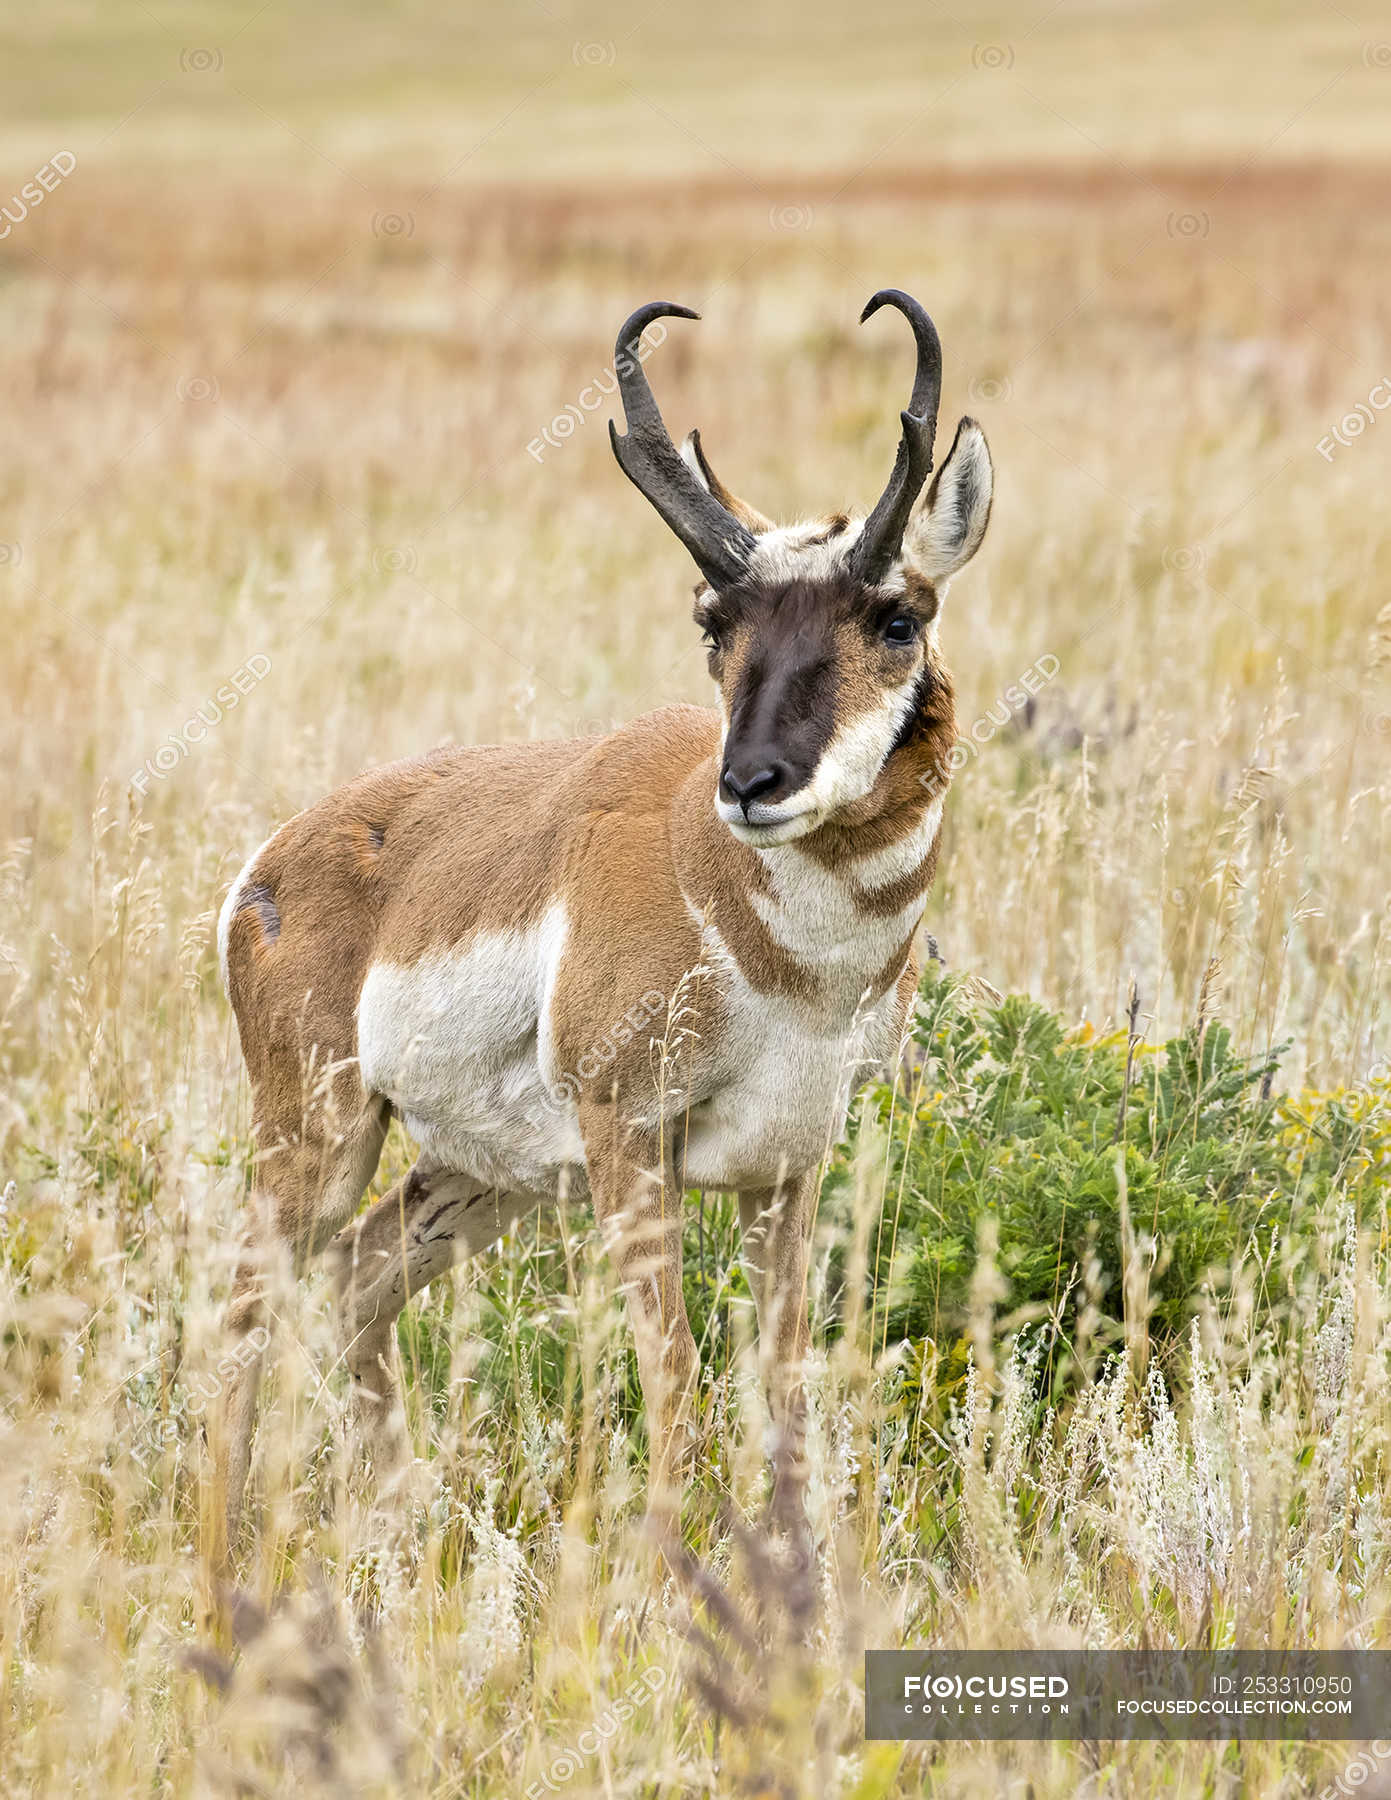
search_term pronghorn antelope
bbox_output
[215,290,993,1544]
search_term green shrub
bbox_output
[820,969,1386,1396]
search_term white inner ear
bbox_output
[907,418,993,582]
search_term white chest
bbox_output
[675,923,910,1189]
[675,819,936,1186]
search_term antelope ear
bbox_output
[905,417,993,582]
[681,430,775,535]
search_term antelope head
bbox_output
[610,291,993,846]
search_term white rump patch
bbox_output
[217,824,287,991]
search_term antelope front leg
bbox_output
[580,1105,697,1539]
[738,1170,817,1533]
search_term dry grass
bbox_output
[2,3,1390,1794]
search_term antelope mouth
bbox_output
[717,799,823,846]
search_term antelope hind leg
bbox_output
[214,1096,389,1561]
[328,1158,539,1475]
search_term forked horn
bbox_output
[683,428,775,535]
[850,289,943,585]
[608,302,757,591]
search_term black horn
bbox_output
[850,289,943,584]
[608,302,757,591]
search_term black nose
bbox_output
[721,760,787,812]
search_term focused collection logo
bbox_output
[865,1651,1391,1741]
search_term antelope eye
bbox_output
[700,620,724,652]
[882,614,918,645]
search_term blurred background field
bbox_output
[1,3,1389,1796]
